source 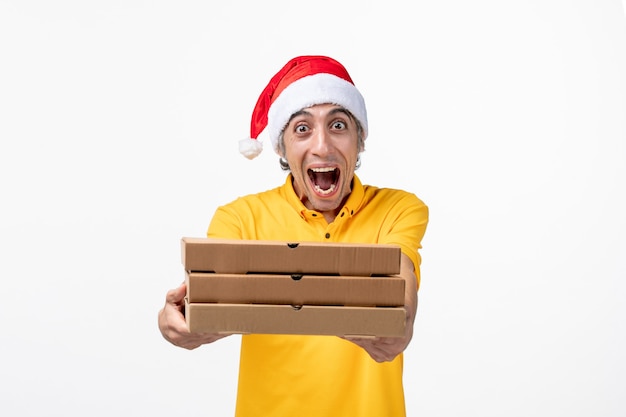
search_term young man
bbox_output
[158,55,429,417]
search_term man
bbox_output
[158,55,429,417]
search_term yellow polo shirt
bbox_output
[207,174,428,417]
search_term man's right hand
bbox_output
[158,283,231,349]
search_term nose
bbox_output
[311,128,333,157]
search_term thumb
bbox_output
[166,282,187,305]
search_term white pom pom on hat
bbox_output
[238,137,263,160]
[241,55,368,159]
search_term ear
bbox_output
[357,140,365,154]
[275,135,286,158]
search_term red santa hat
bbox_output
[238,55,368,159]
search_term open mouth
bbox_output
[308,167,339,196]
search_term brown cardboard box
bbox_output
[185,300,407,337]
[181,238,406,337]
[181,237,401,276]
[185,272,405,306]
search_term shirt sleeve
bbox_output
[377,192,429,289]
[206,204,245,240]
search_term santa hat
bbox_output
[238,55,368,159]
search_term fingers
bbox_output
[165,283,187,306]
[173,332,224,350]
[159,283,231,350]
[159,283,191,346]
[342,336,406,363]
[158,305,205,350]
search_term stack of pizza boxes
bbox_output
[182,237,407,337]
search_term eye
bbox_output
[331,120,346,130]
[295,124,309,134]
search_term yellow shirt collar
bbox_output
[280,173,366,219]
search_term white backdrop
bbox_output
[1,1,625,416]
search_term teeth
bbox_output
[311,167,336,172]
[314,184,336,195]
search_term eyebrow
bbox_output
[328,107,352,118]
[287,109,310,123]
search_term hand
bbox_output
[342,309,414,362]
[343,254,418,362]
[157,282,231,350]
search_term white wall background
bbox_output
[1,1,625,416]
